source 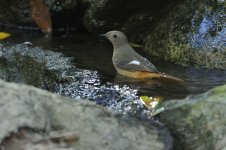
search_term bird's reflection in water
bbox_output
[114,74,187,100]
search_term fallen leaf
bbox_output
[0,32,11,40]
[140,96,163,110]
[30,0,52,33]
[140,96,164,116]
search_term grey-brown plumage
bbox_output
[102,30,183,81]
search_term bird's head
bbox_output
[100,31,129,48]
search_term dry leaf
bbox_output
[30,0,52,33]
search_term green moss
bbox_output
[211,84,226,96]
[143,0,226,69]
[4,53,58,91]
[157,83,226,150]
[145,34,226,68]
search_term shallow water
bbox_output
[2,30,226,100]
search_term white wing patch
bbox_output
[128,60,140,65]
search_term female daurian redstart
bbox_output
[101,31,183,81]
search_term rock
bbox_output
[83,0,181,39]
[144,0,226,68]
[0,43,60,90]
[154,84,226,150]
[0,0,32,25]
[0,79,172,150]
[0,43,140,114]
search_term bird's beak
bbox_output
[99,34,106,38]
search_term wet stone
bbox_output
[0,43,146,116]
[153,84,226,150]
[0,79,172,150]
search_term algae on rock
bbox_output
[144,0,226,68]
[154,84,226,150]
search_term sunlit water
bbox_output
[3,30,226,98]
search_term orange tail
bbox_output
[159,73,184,82]
[115,68,183,81]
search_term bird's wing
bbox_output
[114,57,159,73]
[113,45,159,73]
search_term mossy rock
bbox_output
[144,0,226,68]
[155,84,226,150]
[0,43,61,90]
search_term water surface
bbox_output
[3,30,226,100]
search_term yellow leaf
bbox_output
[140,96,163,110]
[140,96,152,106]
[0,32,11,40]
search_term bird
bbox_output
[101,30,183,81]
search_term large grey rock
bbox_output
[154,84,226,150]
[0,79,172,150]
[144,0,226,68]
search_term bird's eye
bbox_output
[113,34,118,38]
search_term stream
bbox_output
[1,29,226,115]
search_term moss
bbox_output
[211,84,226,95]
[144,0,226,69]
[3,52,58,91]
[157,84,226,150]
[144,27,226,68]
